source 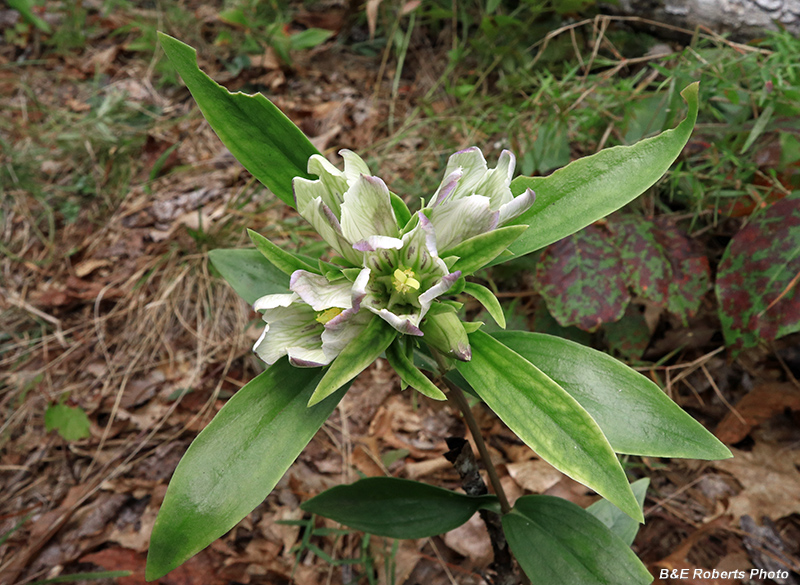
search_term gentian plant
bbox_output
[146,34,732,585]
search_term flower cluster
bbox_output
[252,147,534,368]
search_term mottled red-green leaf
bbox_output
[611,216,672,306]
[610,215,710,324]
[535,225,630,332]
[602,305,651,360]
[716,194,800,353]
[652,217,711,324]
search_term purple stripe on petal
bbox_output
[416,212,440,258]
[431,169,462,208]
[322,201,343,233]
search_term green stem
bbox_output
[444,378,512,515]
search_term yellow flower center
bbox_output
[392,268,420,294]
[316,307,344,325]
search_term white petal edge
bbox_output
[353,235,404,252]
[497,188,536,226]
[253,293,299,312]
[290,270,353,311]
[339,149,371,184]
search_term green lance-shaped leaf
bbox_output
[308,315,397,406]
[587,478,650,547]
[158,33,319,207]
[301,477,497,539]
[208,248,290,305]
[447,225,527,276]
[385,339,446,400]
[501,82,700,261]
[462,282,506,329]
[247,229,322,276]
[146,359,347,581]
[491,331,732,460]
[503,496,653,585]
[456,330,642,522]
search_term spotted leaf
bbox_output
[716,194,800,353]
[535,225,630,332]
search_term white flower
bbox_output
[293,150,399,266]
[359,212,460,336]
[253,269,371,367]
[425,147,536,252]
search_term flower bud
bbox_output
[420,303,471,361]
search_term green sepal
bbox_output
[390,192,412,229]
[587,478,650,547]
[247,229,321,276]
[503,496,653,585]
[328,255,358,268]
[447,225,527,276]
[462,282,506,328]
[462,321,484,333]
[386,339,446,400]
[208,248,290,305]
[308,316,397,406]
[501,82,700,261]
[146,359,347,581]
[301,477,497,539]
[456,330,642,522]
[443,256,460,270]
[158,33,319,207]
[341,267,364,281]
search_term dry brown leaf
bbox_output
[715,383,800,444]
[405,456,451,479]
[366,0,382,39]
[506,459,563,493]
[443,513,492,568]
[714,443,800,520]
[352,444,385,477]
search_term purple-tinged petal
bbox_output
[288,353,328,368]
[430,169,463,208]
[419,271,461,311]
[301,197,363,265]
[368,307,424,336]
[474,150,516,208]
[442,147,489,201]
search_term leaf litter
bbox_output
[1,6,800,585]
